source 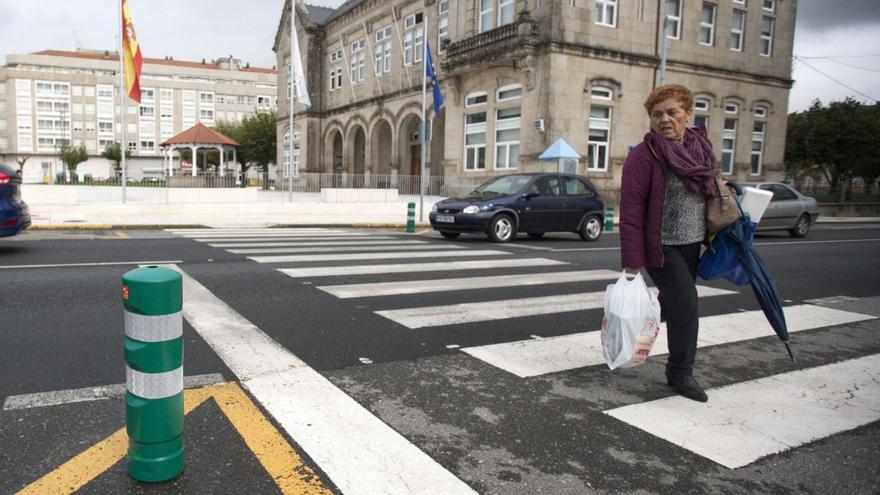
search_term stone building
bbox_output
[276,0,795,200]
[0,49,277,182]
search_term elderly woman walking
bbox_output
[620,84,722,403]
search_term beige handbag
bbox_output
[706,172,741,234]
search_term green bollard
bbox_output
[605,205,615,232]
[122,266,185,482]
[406,201,416,233]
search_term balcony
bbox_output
[441,12,539,75]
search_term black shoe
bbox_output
[666,375,708,402]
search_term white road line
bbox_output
[167,228,342,234]
[754,238,880,247]
[167,265,475,495]
[229,244,465,255]
[604,354,880,469]
[250,249,511,264]
[190,233,377,239]
[2,373,225,410]
[193,234,380,242]
[279,258,569,278]
[0,260,184,270]
[319,270,621,299]
[502,243,554,251]
[462,304,877,377]
[376,286,735,329]
[208,238,409,247]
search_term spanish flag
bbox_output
[121,0,143,103]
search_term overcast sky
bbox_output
[0,0,877,113]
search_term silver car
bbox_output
[733,182,820,238]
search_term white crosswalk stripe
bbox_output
[229,244,465,255]
[167,228,344,234]
[207,238,413,247]
[192,233,380,240]
[461,304,877,377]
[250,249,510,264]
[318,270,621,298]
[375,286,736,329]
[604,353,880,469]
[279,258,568,278]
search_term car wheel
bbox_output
[578,215,603,241]
[440,231,460,239]
[528,232,545,239]
[788,214,810,238]
[487,214,516,243]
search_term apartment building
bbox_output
[275,0,795,199]
[0,49,277,182]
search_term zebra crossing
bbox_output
[167,227,880,472]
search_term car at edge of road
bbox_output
[0,163,31,238]
[731,181,820,238]
[429,173,605,242]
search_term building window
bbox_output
[694,98,710,112]
[438,17,448,52]
[731,9,745,51]
[465,112,487,170]
[498,0,515,26]
[480,0,494,32]
[760,17,775,56]
[140,106,155,117]
[590,86,613,100]
[497,84,522,102]
[694,115,709,130]
[587,106,611,171]
[722,118,737,175]
[128,141,137,152]
[199,92,213,104]
[596,0,617,27]
[763,0,774,11]
[330,49,343,90]
[699,3,717,46]
[751,121,765,175]
[725,102,739,114]
[754,105,768,118]
[350,38,365,83]
[495,107,521,169]
[140,141,155,153]
[97,85,114,99]
[98,121,114,133]
[200,109,214,120]
[404,13,424,64]
[665,0,682,39]
[465,91,488,107]
[375,27,393,75]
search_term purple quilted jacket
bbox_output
[619,141,669,269]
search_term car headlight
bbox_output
[431,203,438,212]
[463,205,480,214]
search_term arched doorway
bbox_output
[370,119,394,176]
[398,114,422,177]
[351,126,366,175]
[327,130,343,174]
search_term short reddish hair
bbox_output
[644,84,694,115]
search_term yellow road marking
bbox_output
[115,231,130,239]
[17,382,332,495]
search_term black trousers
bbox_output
[646,243,702,379]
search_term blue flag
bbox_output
[425,41,444,118]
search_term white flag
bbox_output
[290,17,312,110]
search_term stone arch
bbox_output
[586,76,623,100]
[751,99,774,114]
[397,112,423,178]
[393,102,423,123]
[344,114,369,141]
[323,123,345,174]
[693,91,718,109]
[346,121,368,175]
[367,108,396,136]
[370,118,395,176]
[722,95,746,114]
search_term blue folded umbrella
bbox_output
[698,229,750,286]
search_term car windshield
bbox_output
[472,175,532,195]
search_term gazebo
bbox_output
[160,123,240,177]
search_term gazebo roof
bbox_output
[160,123,239,147]
[539,138,581,160]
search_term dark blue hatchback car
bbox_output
[0,164,31,238]
[429,173,605,242]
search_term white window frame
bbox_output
[375,27,393,74]
[763,0,775,12]
[587,106,612,171]
[699,3,717,46]
[694,98,711,112]
[479,0,494,33]
[590,86,613,100]
[404,13,424,65]
[595,0,617,27]
[497,84,523,102]
[751,121,766,176]
[693,114,709,130]
[464,112,487,171]
[731,9,745,52]
[725,102,739,114]
[350,38,366,83]
[438,15,449,53]
[666,0,682,39]
[495,107,521,170]
[722,118,737,175]
[465,91,488,107]
[760,16,775,56]
[754,105,768,119]
[498,0,515,27]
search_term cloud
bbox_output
[796,0,880,32]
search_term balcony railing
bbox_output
[443,13,538,74]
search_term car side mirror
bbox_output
[523,191,539,200]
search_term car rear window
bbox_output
[564,177,593,196]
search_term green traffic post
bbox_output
[605,205,615,232]
[122,266,185,482]
[406,201,416,233]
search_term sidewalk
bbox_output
[26,203,880,229]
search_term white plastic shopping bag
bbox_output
[600,271,662,370]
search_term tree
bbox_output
[101,141,131,178]
[15,155,30,174]
[785,99,880,202]
[57,140,89,183]
[216,111,277,189]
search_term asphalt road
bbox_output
[1,224,879,494]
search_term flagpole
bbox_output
[419,35,428,223]
[118,0,127,204]
[288,0,294,203]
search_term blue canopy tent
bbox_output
[539,138,581,174]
